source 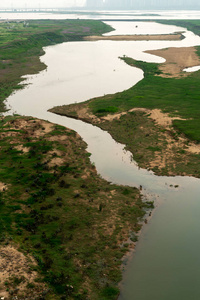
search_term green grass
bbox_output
[156,19,200,37]
[120,56,162,77]
[0,19,112,47]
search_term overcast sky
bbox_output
[0,0,86,8]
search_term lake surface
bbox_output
[3,20,200,299]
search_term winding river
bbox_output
[4,20,200,299]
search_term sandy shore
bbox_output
[84,33,183,41]
[146,46,200,78]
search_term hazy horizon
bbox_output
[0,0,200,10]
[0,0,85,9]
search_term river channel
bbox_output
[4,20,200,299]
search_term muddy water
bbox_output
[119,178,200,300]
[4,21,200,299]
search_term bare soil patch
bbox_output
[0,245,47,299]
[0,182,7,192]
[102,108,186,128]
[146,46,200,78]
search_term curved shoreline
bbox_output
[49,44,200,179]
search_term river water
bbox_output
[3,20,200,299]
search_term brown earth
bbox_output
[0,182,7,192]
[84,33,183,41]
[0,245,47,299]
[146,46,200,78]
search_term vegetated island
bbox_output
[0,19,154,300]
[50,20,200,178]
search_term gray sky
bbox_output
[0,0,86,8]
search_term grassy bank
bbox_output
[0,19,112,112]
[157,19,200,37]
[0,116,151,299]
[50,20,200,177]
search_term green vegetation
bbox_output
[0,19,113,112]
[0,116,150,299]
[120,56,162,77]
[157,19,200,37]
[95,106,119,116]
[0,19,112,47]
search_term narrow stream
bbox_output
[4,21,200,299]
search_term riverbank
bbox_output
[50,38,200,178]
[0,115,152,300]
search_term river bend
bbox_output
[4,21,200,300]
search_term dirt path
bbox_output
[146,47,200,78]
[84,33,183,41]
